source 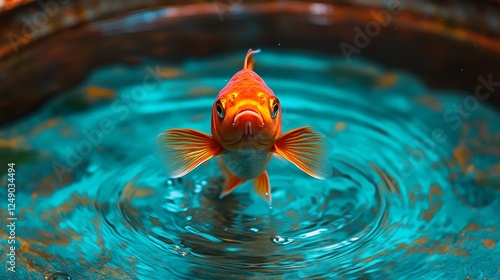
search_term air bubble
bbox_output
[271,235,294,245]
[172,245,189,256]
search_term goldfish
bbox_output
[155,49,332,204]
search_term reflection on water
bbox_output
[1,50,499,279]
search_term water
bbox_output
[1,50,499,279]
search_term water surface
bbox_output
[1,50,499,279]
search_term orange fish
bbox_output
[155,49,332,204]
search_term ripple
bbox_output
[2,51,500,279]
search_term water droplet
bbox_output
[249,227,259,233]
[45,272,71,280]
[164,189,184,200]
[186,215,192,221]
[194,183,203,193]
[271,235,294,245]
[166,179,174,186]
[172,245,189,256]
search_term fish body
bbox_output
[155,49,332,204]
[221,149,272,180]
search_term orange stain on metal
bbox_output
[121,178,155,198]
[462,223,482,234]
[453,144,471,169]
[370,163,402,198]
[0,136,27,148]
[33,118,60,136]
[189,86,217,96]
[60,125,74,137]
[419,200,443,222]
[361,256,374,263]
[86,86,117,101]
[408,187,424,208]
[463,223,498,234]
[156,67,181,78]
[35,173,74,196]
[478,122,490,140]
[481,239,496,249]
[414,96,443,111]
[367,223,496,259]
[375,73,397,88]
[428,184,443,202]
[16,192,137,277]
[334,122,346,131]
[397,239,469,257]
[419,184,444,222]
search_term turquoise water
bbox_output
[1,50,499,279]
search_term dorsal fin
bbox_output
[244,48,261,70]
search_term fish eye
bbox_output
[271,102,279,119]
[216,102,224,118]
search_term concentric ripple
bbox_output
[1,50,499,279]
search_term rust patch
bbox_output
[453,144,471,169]
[481,239,496,249]
[86,86,117,101]
[35,172,74,197]
[414,96,442,111]
[420,200,443,222]
[375,73,397,88]
[189,86,217,96]
[428,184,443,202]
[408,188,424,208]
[121,178,155,199]
[33,118,60,136]
[156,67,181,78]
[418,184,444,221]
[0,136,28,148]
[334,122,346,132]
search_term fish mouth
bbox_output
[233,109,265,135]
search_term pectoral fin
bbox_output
[272,126,332,179]
[254,171,271,204]
[155,129,223,178]
[218,158,246,199]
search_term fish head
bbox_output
[211,75,282,150]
